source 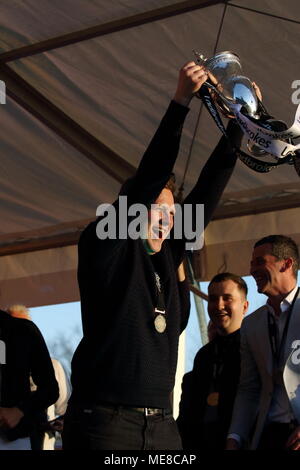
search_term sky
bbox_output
[30,301,82,376]
[29,272,300,377]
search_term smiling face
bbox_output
[208,279,248,336]
[146,188,175,254]
[250,243,287,296]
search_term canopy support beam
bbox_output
[0,64,135,183]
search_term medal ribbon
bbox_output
[154,272,166,331]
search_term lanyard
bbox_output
[212,342,224,389]
[267,287,299,366]
[153,272,167,333]
[154,272,166,312]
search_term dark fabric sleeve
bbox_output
[169,119,243,266]
[17,322,59,415]
[176,372,196,448]
[177,345,212,449]
[79,100,190,266]
[126,100,190,206]
[183,119,243,229]
[178,276,191,333]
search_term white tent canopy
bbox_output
[0,0,299,308]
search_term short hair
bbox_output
[164,173,176,195]
[7,304,31,320]
[118,176,135,196]
[254,235,299,278]
[208,272,248,298]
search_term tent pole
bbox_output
[186,254,208,346]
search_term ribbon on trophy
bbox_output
[193,51,300,175]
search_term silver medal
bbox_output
[154,314,166,333]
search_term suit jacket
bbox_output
[228,288,300,449]
[177,330,241,450]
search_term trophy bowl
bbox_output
[194,50,259,118]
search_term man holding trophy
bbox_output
[62,61,246,450]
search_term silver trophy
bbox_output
[193,50,289,157]
[194,51,258,118]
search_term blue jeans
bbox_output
[62,403,183,450]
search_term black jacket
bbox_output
[177,330,241,450]
[0,310,59,440]
[70,101,243,409]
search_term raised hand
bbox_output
[173,61,208,107]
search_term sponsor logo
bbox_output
[237,152,275,172]
[235,114,272,149]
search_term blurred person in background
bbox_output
[8,305,70,450]
[0,307,58,450]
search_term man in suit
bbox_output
[7,305,70,450]
[177,272,248,450]
[227,234,300,450]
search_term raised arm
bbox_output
[126,62,208,206]
[168,119,243,266]
[183,119,243,229]
[80,63,208,264]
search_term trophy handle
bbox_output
[201,81,233,107]
[203,81,217,92]
[200,81,236,118]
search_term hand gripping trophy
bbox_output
[193,50,300,175]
